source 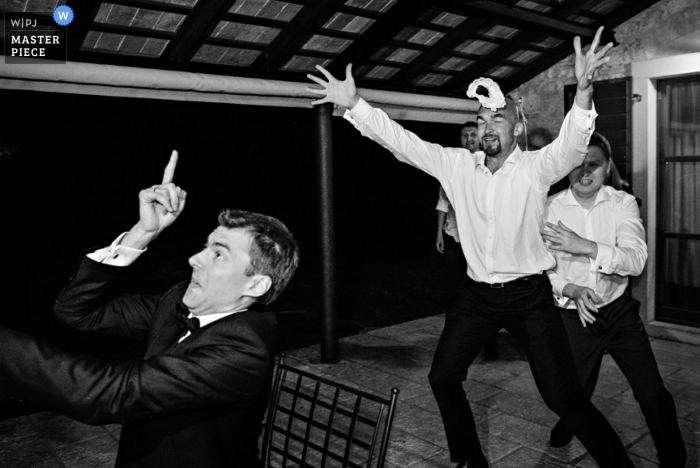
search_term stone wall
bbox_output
[512,0,700,136]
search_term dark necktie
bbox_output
[176,309,200,333]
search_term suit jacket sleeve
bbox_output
[0,310,276,425]
[0,252,277,425]
[53,253,160,342]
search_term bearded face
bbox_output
[476,99,521,159]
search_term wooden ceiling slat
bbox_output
[99,0,192,15]
[325,2,434,77]
[203,37,266,51]
[445,30,543,93]
[161,0,236,63]
[219,12,363,42]
[388,16,495,87]
[89,21,175,40]
[222,12,289,30]
[445,0,598,39]
[250,0,345,71]
[499,40,572,93]
[0,0,670,101]
[471,33,549,53]
[390,0,609,90]
[499,0,668,93]
[442,0,617,93]
[65,0,102,52]
[336,5,383,20]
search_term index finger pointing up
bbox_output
[162,150,178,184]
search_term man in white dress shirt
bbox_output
[542,131,686,467]
[307,27,635,468]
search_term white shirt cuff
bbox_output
[571,100,598,140]
[550,277,571,308]
[592,242,613,274]
[87,232,146,267]
[343,98,372,127]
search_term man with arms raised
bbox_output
[0,151,299,468]
[307,27,635,468]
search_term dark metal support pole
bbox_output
[315,103,338,363]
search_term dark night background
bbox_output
[0,88,463,357]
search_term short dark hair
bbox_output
[218,209,300,306]
[463,121,478,129]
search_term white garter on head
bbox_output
[466,78,506,111]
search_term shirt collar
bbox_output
[475,145,523,172]
[194,310,237,328]
[178,301,240,328]
[561,186,611,208]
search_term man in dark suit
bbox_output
[0,151,300,467]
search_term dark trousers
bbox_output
[441,234,467,308]
[559,294,686,468]
[428,274,635,467]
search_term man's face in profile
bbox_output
[460,126,480,152]
[183,227,256,316]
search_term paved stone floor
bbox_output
[1,315,699,467]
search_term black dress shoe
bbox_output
[549,419,574,448]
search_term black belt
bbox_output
[472,272,546,289]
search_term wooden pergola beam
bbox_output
[250,0,345,71]
[161,0,236,63]
[64,0,101,53]
[447,0,599,39]
[327,2,433,77]
[499,0,668,93]
[388,17,495,87]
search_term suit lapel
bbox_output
[144,302,188,358]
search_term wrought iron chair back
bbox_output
[262,354,399,468]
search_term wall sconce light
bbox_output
[632,94,642,102]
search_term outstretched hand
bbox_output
[306,64,360,109]
[575,26,613,91]
[542,221,598,259]
[573,26,614,109]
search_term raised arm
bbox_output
[574,26,614,111]
[305,64,461,185]
[532,27,614,187]
[121,150,187,250]
[55,151,188,334]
